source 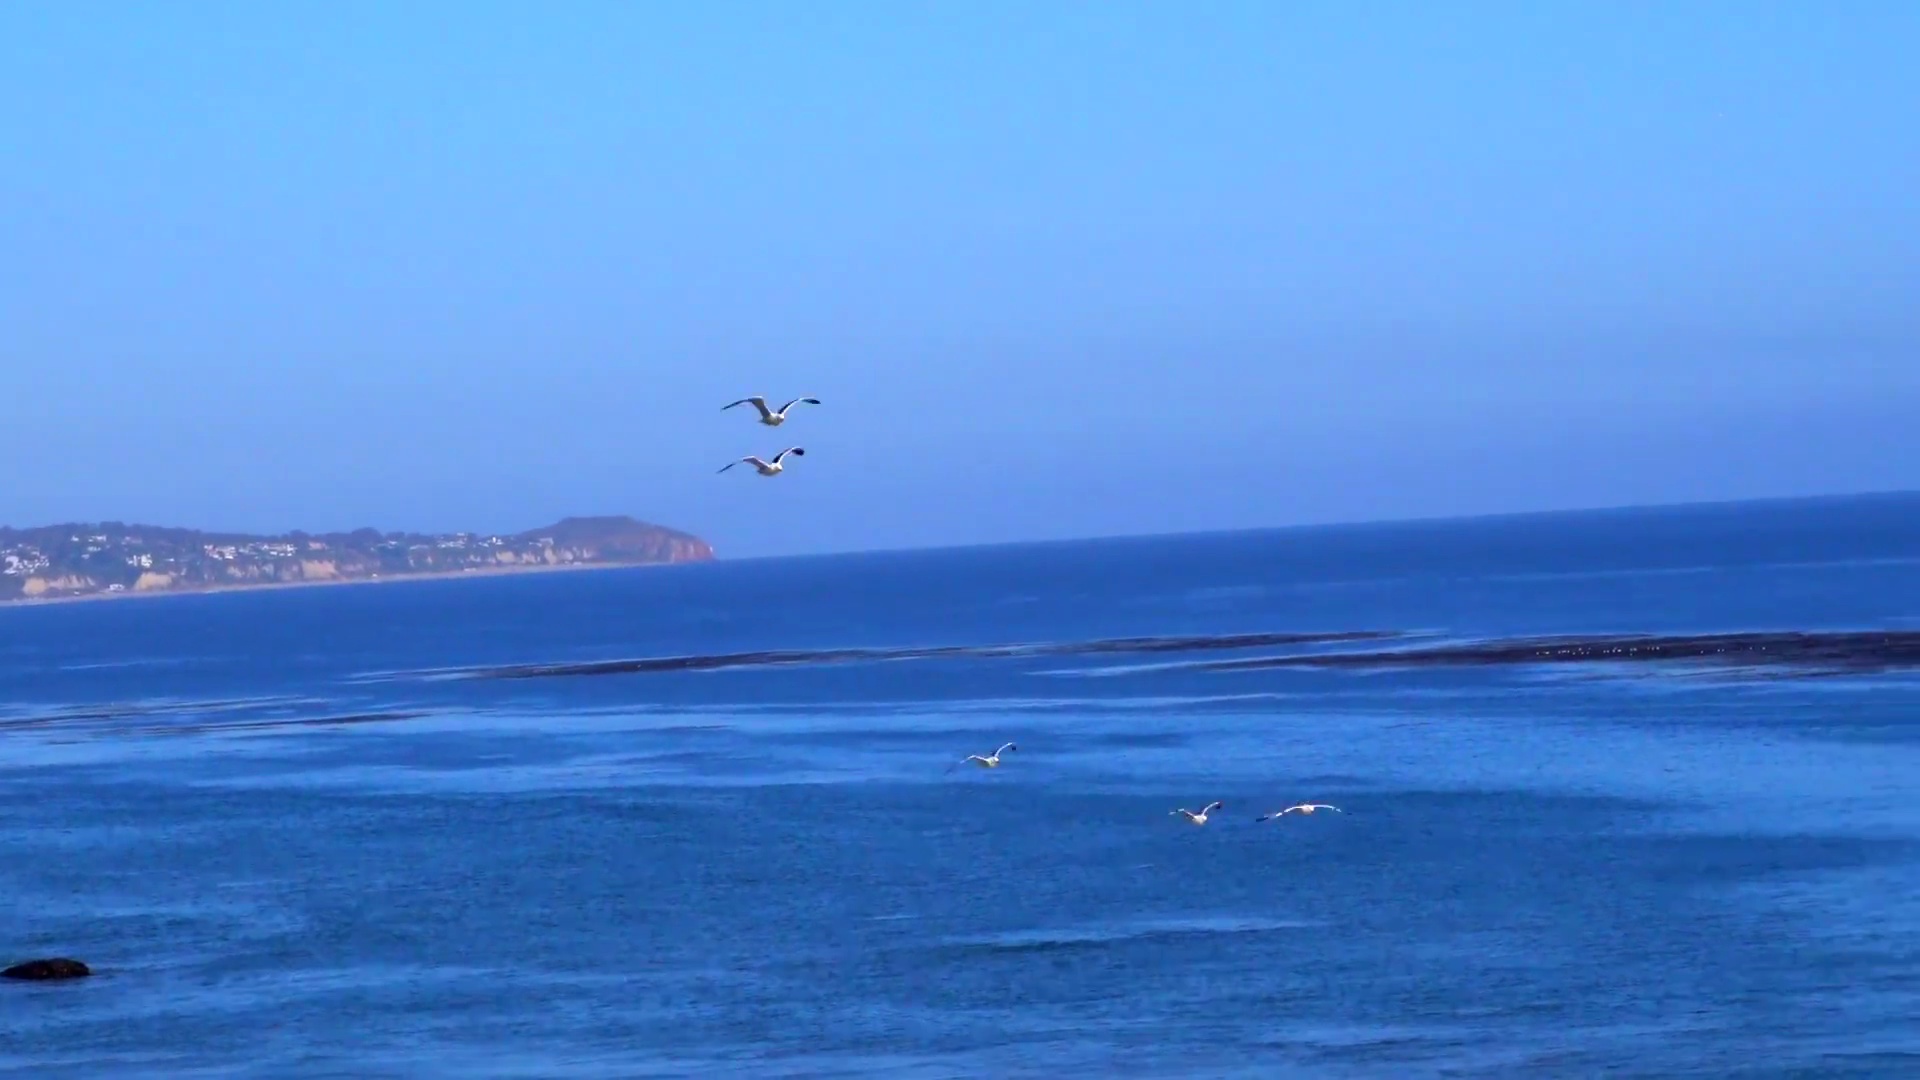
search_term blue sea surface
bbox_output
[4,494,1920,1078]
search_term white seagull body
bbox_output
[1256,803,1343,821]
[724,396,821,426]
[949,742,1016,773]
[719,447,805,476]
[1171,800,1224,826]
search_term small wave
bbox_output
[136,709,430,737]
[0,696,428,739]
[53,656,205,673]
[0,694,331,732]
[945,915,1317,954]
[1087,731,1191,749]
[1033,659,1211,678]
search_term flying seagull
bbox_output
[946,742,1016,773]
[718,447,805,476]
[966,742,1016,768]
[723,396,821,426]
[1256,803,1343,821]
[1171,801,1224,825]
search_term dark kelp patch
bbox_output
[458,630,1402,681]
[1195,630,1920,676]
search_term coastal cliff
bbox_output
[0,515,713,603]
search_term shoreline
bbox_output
[0,558,713,611]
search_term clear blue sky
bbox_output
[3,2,1915,557]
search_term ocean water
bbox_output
[3,494,1920,1078]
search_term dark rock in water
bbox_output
[2,958,92,981]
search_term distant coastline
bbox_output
[0,558,675,609]
[0,515,713,606]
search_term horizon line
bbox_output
[711,485,1920,565]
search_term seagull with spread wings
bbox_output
[718,447,806,476]
[1255,803,1343,821]
[1171,801,1224,826]
[946,742,1016,774]
[723,396,821,426]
